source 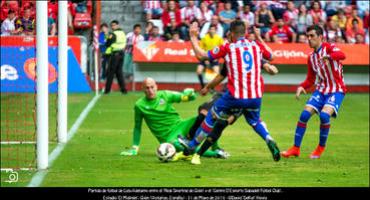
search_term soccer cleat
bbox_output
[310,145,325,159]
[266,138,281,161]
[281,146,300,158]
[215,149,230,159]
[191,154,201,165]
[172,152,192,162]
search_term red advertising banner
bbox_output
[133,41,369,65]
[0,36,82,64]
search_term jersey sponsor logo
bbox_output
[0,64,18,81]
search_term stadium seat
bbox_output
[73,13,92,29]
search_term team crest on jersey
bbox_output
[328,95,335,103]
[212,47,220,54]
[159,98,165,105]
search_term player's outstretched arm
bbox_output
[120,106,143,156]
[262,62,279,75]
[189,23,209,61]
[295,86,307,100]
[181,88,197,102]
[200,74,226,96]
[254,26,275,61]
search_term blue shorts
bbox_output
[211,91,262,126]
[306,90,345,117]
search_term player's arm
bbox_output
[324,43,346,61]
[166,89,197,103]
[296,58,315,100]
[189,23,208,60]
[262,59,278,75]
[200,65,227,96]
[254,26,275,61]
[120,105,143,156]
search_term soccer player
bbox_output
[281,25,346,159]
[182,20,281,165]
[120,77,227,159]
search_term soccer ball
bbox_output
[156,143,176,162]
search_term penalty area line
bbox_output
[27,94,101,187]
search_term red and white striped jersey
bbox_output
[300,42,347,94]
[143,0,161,9]
[208,38,272,99]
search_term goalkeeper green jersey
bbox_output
[133,90,194,146]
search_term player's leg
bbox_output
[196,63,205,89]
[243,104,280,162]
[310,92,345,159]
[282,91,323,158]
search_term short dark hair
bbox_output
[230,20,246,35]
[306,25,324,36]
[111,20,119,25]
[133,24,142,29]
[8,9,15,14]
[100,23,108,29]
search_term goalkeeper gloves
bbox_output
[120,146,139,156]
[182,88,197,101]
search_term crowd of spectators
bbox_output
[1,0,92,36]
[141,0,369,44]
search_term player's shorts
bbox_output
[167,117,196,143]
[199,60,219,69]
[306,90,345,117]
[211,91,261,126]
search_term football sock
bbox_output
[187,113,206,139]
[198,74,205,89]
[319,112,331,147]
[252,121,270,141]
[198,119,228,156]
[294,110,311,147]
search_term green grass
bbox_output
[1,92,369,187]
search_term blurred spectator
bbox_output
[168,31,184,42]
[199,1,213,26]
[364,10,369,44]
[164,18,181,40]
[346,9,363,32]
[283,1,298,29]
[48,0,58,21]
[1,9,17,36]
[197,24,223,89]
[200,15,224,39]
[266,18,296,43]
[48,14,57,36]
[356,0,369,18]
[144,21,154,40]
[325,18,344,43]
[147,25,163,41]
[1,1,19,22]
[180,0,201,40]
[162,0,182,28]
[331,8,347,31]
[142,0,163,20]
[124,24,144,81]
[99,23,109,80]
[255,2,275,38]
[346,19,365,44]
[15,7,34,35]
[75,0,87,13]
[324,1,347,17]
[297,34,308,43]
[296,3,313,35]
[219,1,237,36]
[238,4,254,27]
[308,1,326,25]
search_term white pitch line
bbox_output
[27,94,101,187]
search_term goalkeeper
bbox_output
[120,77,227,158]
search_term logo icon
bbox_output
[23,58,58,83]
[4,169,18,183]
[137,42,160,60]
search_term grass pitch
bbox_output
[1,92,369,187]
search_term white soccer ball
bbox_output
[156,143,176,162]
